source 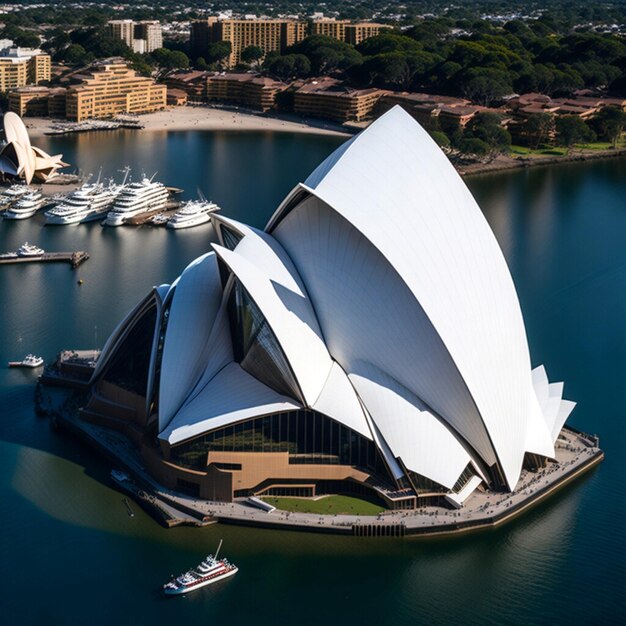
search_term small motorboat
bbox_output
[8,354,44,368]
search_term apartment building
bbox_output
[0,46,51,91]
[190,18,306,68]
[64,59,166,121]
[9,86,66,117]
[293,77,386,122]
[310,18,349,40]
[206,72,288,111]
[108,19,163,53]
[344,23,391,45]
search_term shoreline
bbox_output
[38,384,604,538]
[23,106,351,140]
[22,106,626,180]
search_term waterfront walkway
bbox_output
[46,392,602,537]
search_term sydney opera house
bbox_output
[81,107,575,509]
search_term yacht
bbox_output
[44,183,116,225]
[8,354,44,368]
[17,242,44,257]
[104,176,169,226]
[166,200,219,230]
[3,190,45,220]
[163,541,237,596]
[0,184,30,209]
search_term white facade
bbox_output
[95,106,575,498]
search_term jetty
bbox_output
[0,251,89,269]
[44,118,144,136]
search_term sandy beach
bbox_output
[23,105,352,139]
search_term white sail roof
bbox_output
[267,106,557,489]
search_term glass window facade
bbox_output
[220,224,243,250]
[170,409,391,481]
[102,302,157,397]
[227,279,303,402]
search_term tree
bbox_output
[206,41,231,69]
[461,68,513,105]
[63,44,88,66]
[522,113,555,149]
[555,116,595,152]
[458,137,490,158]
[151,48,189,71]
[465,112,511,155]
[592,106,626,148]
[241,45,264,68]
[430,130,450,149]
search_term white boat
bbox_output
[166,200,219,229]
[104,176,169,226]
[8,354,44,368]
[17,242,44,257]
[45,182,116,225]
[0,184,30,208]
[3,190,45,219]
[163,541,237,596]
[149,213,170,225]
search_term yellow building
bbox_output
[0,48,50,92]
[206,72,288,112]
[310,18,350,40]
[190,18,306,68]
[344,23,392,45]
[64,59,166,122]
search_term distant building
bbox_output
[293,77,386,122]
[191,18,306,68]
[64,59,166,121]
[0,45,51,92]
[344,23,392,45]
[377,92,486,130]
[164,69,212,102]
[166,88,187,106]
[108,19,163,54]
[206,72,288,112]
[310,18,349,40]
[9,86,66,117]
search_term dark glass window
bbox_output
[220,224,243,250]
[170,409,391,484]
[102,303,157,397]
[227,279,302,402]
[451,463,476,493]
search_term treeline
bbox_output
[257,22,626,102]
[431,106,626,160]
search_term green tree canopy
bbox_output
[555,116,596,152]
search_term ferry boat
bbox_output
[166,200,219,230]
[104,176,169,226]
[17,242,44,257]
[0,184,30,209]
[44,183,116,225]
[3,190,45,220]
[163,541,237,596]
[8,354,44,368]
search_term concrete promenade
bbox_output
[46,393,603,538]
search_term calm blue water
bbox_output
[0,129,624,625]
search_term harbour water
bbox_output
[0,129,624,625]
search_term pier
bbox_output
[0,251,89,269]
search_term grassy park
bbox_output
[261,495,386,516]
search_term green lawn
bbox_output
[510,140,625,157]
[261,495,386,516]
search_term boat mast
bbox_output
[214,539,223,560]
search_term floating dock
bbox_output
[0,251,89,269]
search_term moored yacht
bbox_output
[166,200,219,230]
[3,190,45,219]
[104,176,169,226]
[17,242,44,256]
[163,541,237,595]
[0,184,30,209]
[45,182,116,225]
